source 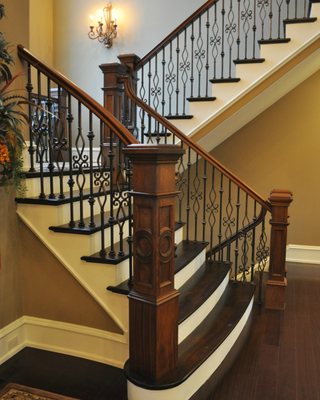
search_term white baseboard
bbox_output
[0,316,128,368]
[286,244,320,265]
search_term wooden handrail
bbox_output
[136,0,217,69]
[123,77,272,213]
[17,45,138,147]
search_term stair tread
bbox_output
[178,261,230,323]
[81,240,130,265]
[125,282,255,389]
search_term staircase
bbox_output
[14,0,319,398]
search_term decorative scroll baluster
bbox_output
[226,0,236,79]
[66,93,75,228]
[250,201,257,281]
[180,29,190,113]
[176,147,186,225]
[202,160,207,243]
[256,217,269,303]
[46,78,55,199]
[191,153,202,242]
[73,101,88,226]
[210,3,221,80]
[258,0,269,41]
[220,0,226,79]
[151,54,161,113]
[253,0,258,58]
[234,187,241,280]
[236,0,241,61]
[26,63,35,172]
[195,15,205,98]
[88,111,96,228]
[161,48,166,117]
[268,0,273,40]
[55,86,67,200]
[207,166,218,261]
[166,41,175,117]
[218,173,224,262]
[126,157,134,287]
[242,0,253,60]
[186,147,192,242]
[35,70,46,198]
[108,131,116,258]
[205,10,210,98]
[240,193,250,280]
[275,0,284,39]
[223,180,235,262]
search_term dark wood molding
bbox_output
[265,189,293,310]
[124,144,184,381]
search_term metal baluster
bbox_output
[186,147,192,242]
[151,54,161,113]
[139,66,146,143]
[176,148,186,225]
[180,28,190,113]
[36,70,46,198]
[46,78,55,199]
[108,130,115,258]
[147,60,152,108]
[234,187,241,280]
[276,0,284,39]
[202,160,207,243]
[286,0,290,19]
[220,0,226,79]
[295,0,297,19]
[66,93,75,228]
[161,48,166,117]
[258,0,269,41]
[195,15,205,97]
[56,86,66,200]
[205,10,210,98]
[252,0,258,58]
[166,41,175,117]
[190,22,195,98]
[250,201,257,282]
[223,180,235,263]
[218,172,224,262]
[226,0,236,78]
[191,153,202,242]
[236,0,241,61]
[256,217,269,304]
[268,0,273,40]
[207,166,218,261]
[126,157,134,288]
[26,63,35,172]
[175,35,181,115]
[88,111,96,228]
[210,3,221,80]
[242,0,253,60]
[241,193,250,280]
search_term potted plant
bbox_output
[0,3,26,193]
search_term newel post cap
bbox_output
[269,189,293,205]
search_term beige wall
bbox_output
[212,70,320,246]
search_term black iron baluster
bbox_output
[161,48,166,117]
[210,3,221,80]
[258,0,269,41]
[275,0,284,39]
[55,86,67,200]
[250,201,258,281]
[256,217,269,303]
[46,78,55,199]
[126,157,134,288]
[191,153,202,242]
[175,35,181,115]
[180,28,190,113]
[218,172,224,262]
[285,0,290,19]
[176,147,186,225]
[242,0,253,60]
[236,0,241,61]
[166,41,175,117]
[295,0,298,19]
[151,54,161,113]
[190,22,195,98]
[220,0,226,79]
[88,111,96,228]
[108,130,116,258]
[205,10,210,98]
[202,160,207,243]
[66,93,75,228]
[26,63,35,172]
[253,0,258,58]
[234,187,241,280]
[240,193,250,281]
[139,66,146,143]
[74,101,88,226]
[225,0,236,79]
[186,147,192,242]
[223,180,235,262]
[268,0,273,40]
[36,70,46,199]
[207,166,218,261]
[195,15,205,98]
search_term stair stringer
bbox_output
[169,3,320,152]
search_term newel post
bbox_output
[123,144,184,382]
[265,189,293,310]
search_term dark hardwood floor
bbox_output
[0,262,319,400]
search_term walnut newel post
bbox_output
[265,189,293,310]
[124,144,184,382]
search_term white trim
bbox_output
[128,296,254,400]
[286,245,320,265]
[0,316,128,368]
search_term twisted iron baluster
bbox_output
[87,111,96,228]
[210,3,221,80]
[180,28,190,112]
[66,93,75,228]
[73,101,88,225]
[206,166,218,261]
[166,41,175,117]
[195,15,205,98]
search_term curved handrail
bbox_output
[123,76,272,212]
[18,45,138,147]
[136,0,217,69]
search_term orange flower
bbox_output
[0,142,10,164]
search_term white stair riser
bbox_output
[175,248,206,289]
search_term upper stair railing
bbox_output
[18,45,138,275]
[134,0,315,118]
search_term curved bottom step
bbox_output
[125,282,255,400]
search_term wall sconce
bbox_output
[88,4,117,48]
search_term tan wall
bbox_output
[0,1,122,332]
[212,70,320,246]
